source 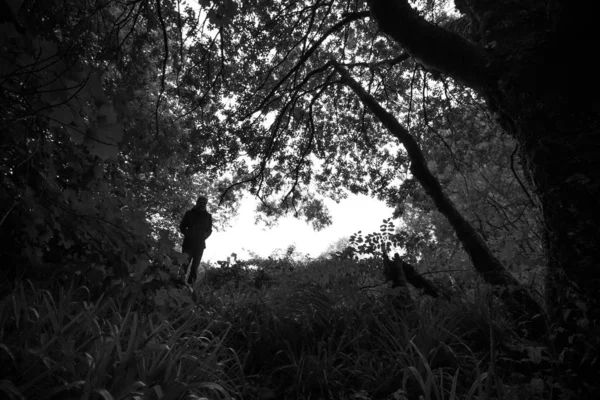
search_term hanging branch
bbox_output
[281,73,335,207]
[510,143,537,207]
[331,59,545,337]
[220,63,334,206]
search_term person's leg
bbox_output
[187,248,204,285]
[183,256,193,283]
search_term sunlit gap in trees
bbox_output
[175,0,434,264]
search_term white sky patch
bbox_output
[202,192,395,262]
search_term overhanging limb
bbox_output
[331,60,545,338]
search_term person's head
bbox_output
[195,195,208,210]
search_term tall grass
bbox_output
[194,257,555,400]
[1,256,556,399]
[0,279,242,400]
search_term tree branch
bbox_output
[331,59,544,333]
[252,11,369,115]
[366,0,488,91]
[342,52,410,69]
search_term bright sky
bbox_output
[202,193,395,262]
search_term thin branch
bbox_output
[218,103,290,206]
[510,143,537,207]
[176,0,184,92]
[173,33,223,122]
[343,52,411,69]
[218,173,257,206]
[420,73,470,191]
[154,0,169,139]
[221,63,335,206]
[281,74,333,206]
[251,11,369,116]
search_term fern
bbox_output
[272,282,334,327]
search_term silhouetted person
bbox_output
[180,195,212,285]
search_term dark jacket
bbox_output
[180,207,212,255]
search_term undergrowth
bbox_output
[0,255,561,400]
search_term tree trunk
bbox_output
[489,5,600,391]
[365,0,600,394]
[496,46,600,391]
[485,3,600,329]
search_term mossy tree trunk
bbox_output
[332,60,545,337]
[365,0,599,394]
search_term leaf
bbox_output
[172,252,188,265]
[530,378,544,393]
[575,301,587,312]
[154,291,168,306]
[134,255,150,281]
[93,389,115,400]
[40,88,61,105]
[87,74,108,104]
[63,78,84,98]
[151,385,163,399]
[37,39,57,60]
[98,123,123,143]
[46,381,85,399]
[4,0,23,16]
[0,379,25,400]
[98,104,117,125]
[0,344,14,362]
[64,115,87,144]
[86,124,123,160]
[47,106,74,128]
[526,346,543,363]
[93,164,104,179]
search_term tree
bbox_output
[210,0,543,320]
[198,0,597,393]
[0,0,242,280]
[319,236,350,259]
[366,0,599,360]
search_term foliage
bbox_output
[0,0,247,284]
[336,218,432,265]
[185,253,560,399]
[0,279,242,400]
[0,247,572,400]
[0,17,150,277]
